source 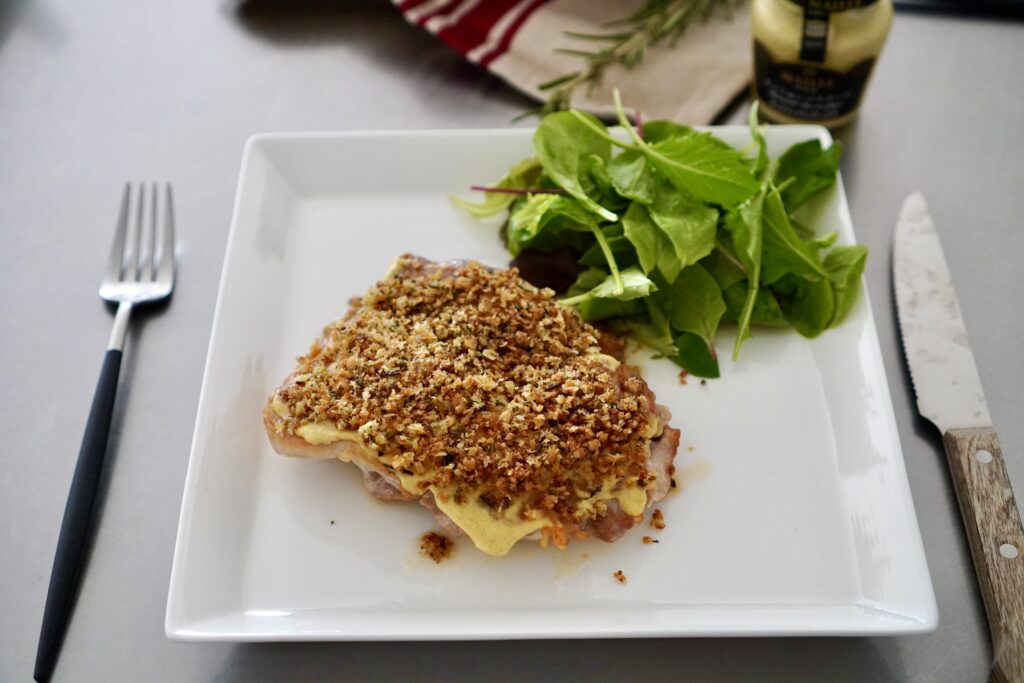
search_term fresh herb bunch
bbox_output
[453,91,866,378]
[536,0,739,116]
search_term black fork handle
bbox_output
[34,349,122,682]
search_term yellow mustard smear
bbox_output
[294,417,652,555]
[576,478,648,517]
[271,395,292,419]
[431,492,549,557]
[294,422,360,451]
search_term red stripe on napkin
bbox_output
[398,0,433,11]
[479,0,552,66]
[417,0,464,26]
[435,0,522,54]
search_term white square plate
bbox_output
[166,127,937,641]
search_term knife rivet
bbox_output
[975,449,993,464]
[999,544,1019,560]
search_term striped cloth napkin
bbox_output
[392,0,751,124]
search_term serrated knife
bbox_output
[894,191,1024,683]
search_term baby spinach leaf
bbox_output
[774,139,841,212]
[533,111,618,222]
[560,266,656,306]
[642,132,760,207]
[772,273,835,338]
[621,202,683,281]
[723,189,765,358]
[675,332,720,378]
[648,187,719,268]
[824,244,867,327]
[450,157,543,218]
[760,188,828,284]
[607,150,657,204]
[654,263,725,354]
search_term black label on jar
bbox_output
[753,41,876,121]
[799,7,830,63]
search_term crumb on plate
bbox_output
[613,569,627,585]
[420,531,454,563]
[642,535,659,545]
[678,370,688,385]
[651,509,666,530]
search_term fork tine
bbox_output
[156,184,175,284]
[139,182,157,282]
[123,183,145,281]
[105,184,131,282]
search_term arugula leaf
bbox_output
[533,111,618,222]
[703,248,747,290]
[506,194,560,254]
[641,133,760,207]
[809,231,838,249]
[612,297,679,358]
[607,150,657,204]
[560,266,656,306]
[648,186,719,268]
[760,187,828,284]
[774,139,841,212]
[450,157,542,218]
[584,154,630,211]
[565,268,645,320]
[824,244,867,327]
[723,189,765,358]
[654,263,725,355]
[640,120,694,144]
[771,273,835,338]
[621,202,683,282]
[506,195,597,255]
[723,281,788,327]
[748,103,769,180]
[611,90,758,207]
[675,332,720,378]
[578,234,638,270]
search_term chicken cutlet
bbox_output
[263,255,680,556]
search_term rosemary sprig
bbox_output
[532,0,739,117]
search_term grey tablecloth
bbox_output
[2,2,1023,681]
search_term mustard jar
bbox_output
[751,0,893,128]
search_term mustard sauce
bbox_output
[290,403,653,556]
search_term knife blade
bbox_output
[894,191,1024,683]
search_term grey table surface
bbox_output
[2,1,1023,681]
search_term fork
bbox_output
[34,184,175,683]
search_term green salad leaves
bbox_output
[453,94,865,378]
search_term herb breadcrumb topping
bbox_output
[274,255,658,524]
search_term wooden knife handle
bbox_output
[943,427,1024,683]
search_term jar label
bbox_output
[753,41,877,121]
